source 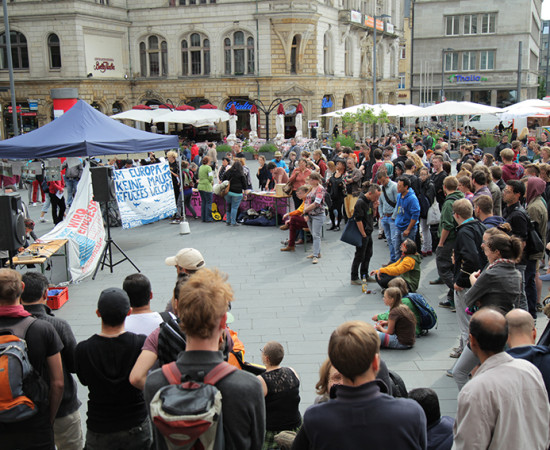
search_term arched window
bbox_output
[344,37,352,76]
[224,31,254,76]
[139,35,168,77]
[323,32,333,75]
[0,31,29,69]
[290,35,299,74]
[48,33,61,69]
[182,33,210,76]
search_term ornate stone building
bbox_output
[0,0,402,139]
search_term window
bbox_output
[224,31,254,76]
[463,15,477,34]
[400,45,406,59]
[462,51,476,71]
[0,31,29,69]
[481,13,496,34]
[139,35,168,77]
[446,16,460,36]
[324,33,333,74]
[398,73,405,89]
[344,38,351,76]
[444,52,459,71]
[181,33,210,76]
[48,33,61,69]
[290,35,298,74]
[480,50,495,70]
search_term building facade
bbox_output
[412,0,542,107]
[0,0,403,139]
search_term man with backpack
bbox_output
[145,268,265,450]
[0,269,64,450]
[21,272,82,450]
[76,288,151,450]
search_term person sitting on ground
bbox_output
[370,239,422,292]
[313,359,343,404]
[280,185,311,250]
[258,341,302,450]
[408,388,454,450]
[123,273,163,337]
[374,287,417,350]
[373,277,422,337]
[267,161,289,186]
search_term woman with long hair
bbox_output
[221,159,247,226]
[326,159,346,231]
[288,158,312,209]
[302,172,326,264]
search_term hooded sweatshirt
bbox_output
[501,162,524,182]
[75,332,147,433]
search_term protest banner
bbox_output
[40,164,106,283]
[113,162,176,229]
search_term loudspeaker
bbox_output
[0,193,26,252]
[90,166,115,203]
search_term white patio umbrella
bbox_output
[402,101,502,118]
[249,104,258,141]
[502,99,550,111]
[154,109,230,126]
[275,103,285,142]
[110,108,172,123]
[499,106,550,121]
[295,103,304,139]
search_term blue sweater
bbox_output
[394,189,421,231]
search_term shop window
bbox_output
[462,51,476,71]
[463,15,477,34]
[445,16,460,36]
[48,34,61,69]
[444,52,459,71]
[480,50,495,70]
[139,35,168,77]
[182,33,210,76]
[481,13,496,34]
[0,31,28,69]
[224,31,254,76]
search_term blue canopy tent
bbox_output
[0,100,178,159]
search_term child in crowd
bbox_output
[374,287,416,349]
[372,277,422,336]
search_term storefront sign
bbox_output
[322,97,333,108]
[225,101,253,111]
[84,33,124,78]
[365,16,384,31]
[386,23,395,34]
[449,74,488,84]
[308,120,319,128]
[350,10,362,24]
[28,100,38,110]
[93,58,116,73]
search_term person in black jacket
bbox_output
[418,167,436,256]
[327,159,347,230]
[494,134,512,162]
[221,159,248,226]
[450,199,487,360]
[350,183,381,285]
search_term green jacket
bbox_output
[401,253,422,293]
[438,191,464,242]
[197,164,213,192]
[377,297,421,336]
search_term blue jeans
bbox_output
[199,190,213,222]
[381,216,398,262]
[378,332,412,349]
[394,227,417,254]
[65,178,79,207]
[307,213,325,257]
[225,192,243,225]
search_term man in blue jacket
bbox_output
[393,176,421,252]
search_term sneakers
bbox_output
[449,348,462,358]
[350,279,362,285]
[439,300,454,309]
[307,254,321,259]
[446,369,454,378]
[312,257,319,264]
[279,224,289,231]
[430,278,444,285]
[39,217,48,223]
[422,251,433,257]
[333,226,340,231]
[170,219,181,224]
[295,239,304,245]
[280,246,295,252]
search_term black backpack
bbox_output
[157,312,187,366]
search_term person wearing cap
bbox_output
[471,148,484,166]
[165,247,205,276]
[272,151,289,173]
[75,288,152,450]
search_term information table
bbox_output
[12,239,69,280]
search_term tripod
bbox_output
[92,201,140,279]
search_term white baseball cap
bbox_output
[165,248,205,270]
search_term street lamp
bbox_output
[372,14,390,105]
[440,48,454,103]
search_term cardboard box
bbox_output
[275,184,286,196]
[47,287,68,310]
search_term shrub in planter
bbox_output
[331,135,355,148]
[477,133,498,150]
[259,143,278,153]
[217,144,232,154]
[242,146,255,152]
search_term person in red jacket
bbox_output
[48,177,66,225]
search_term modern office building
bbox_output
[0,0,403,139]
[412,0,542,107]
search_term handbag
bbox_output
[282,182,292,196]
[526,220,544,255]
[340,218,364,247]
[220,181,230,197]
[426,200,441,225]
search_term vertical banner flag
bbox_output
[40,164,106,283]
[113,162,176,229]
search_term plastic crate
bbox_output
[47,287,68,310]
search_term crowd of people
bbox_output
[3,126,550,449]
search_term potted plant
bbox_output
[242,145,256,160]
[477,133,498,152]
[259,143,278,160]
[216,144,232,158]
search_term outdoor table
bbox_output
[12,239,69,281]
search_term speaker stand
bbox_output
[92,202,140,280]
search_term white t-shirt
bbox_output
[125,312,164,337]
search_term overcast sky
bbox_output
[544,0,550,20]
